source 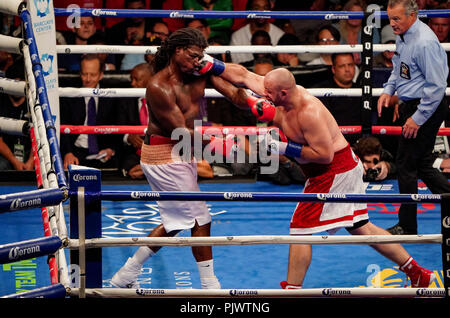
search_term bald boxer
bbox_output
[214,64,435,289]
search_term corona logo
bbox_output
[8,245,41,260]
[72,174,97,182]
[229,289,258,296]
[223,192,253,200]
[321,288,351,296]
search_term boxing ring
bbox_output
[0,2,449,301]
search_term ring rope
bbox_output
[67,234,442,249]
[99,190,442,203]
[57,43,450,55]
[67,287,445,298]
[30,129,59,284]
[53,8,450,20]
[57,87,450,98]
[24,41,70,286]
[20,8,67,189]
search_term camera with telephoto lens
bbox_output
[364,168,381,182]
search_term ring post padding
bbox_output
[68,165,102,288]
[441,193,450,299]
[360,10,373,136]
[0,187,65,213]
[0,236,61,264]
[2,283,66,298]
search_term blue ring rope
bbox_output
[0,188,66,213]
[0,236,62,264]
[53,8,450,19]
[1,283,66,298]
[100,190,442,203]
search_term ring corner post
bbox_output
[441,193,450,299]
[68,165,102,289]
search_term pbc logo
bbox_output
[34,0,50,17]
[41,54,54,76]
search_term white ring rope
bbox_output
[0,77,26,97]
[0,0,24,16]
[68,287,445,298]
[57,43,450,55]
[58,87,450,98]
[0,34,23,54]
[67,234,442,249]
[24,44,70,287]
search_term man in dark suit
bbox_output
[117,63,153,179]
[60,54,120,169]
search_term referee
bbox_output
[378,0,450,235]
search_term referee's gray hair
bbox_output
[388,0,419,16]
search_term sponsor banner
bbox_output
[27,0,60,141]
[0,236,61,264]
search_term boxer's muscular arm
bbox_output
[209,75,249,109]
[220,63,266,97]
[293,106,334,165]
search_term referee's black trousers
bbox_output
[396,98,450,233]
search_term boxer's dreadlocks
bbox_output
[152,27,208,73]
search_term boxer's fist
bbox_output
[194,53,225,76]
[247,96,276,122]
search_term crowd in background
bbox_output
[0,0,449,184]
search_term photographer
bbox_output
[353,136,397,182]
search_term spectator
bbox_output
[307,25,341,66]
[60,54,120,170]
[241,30,275,67]
[253,56,274,76]
[58,16,98,71]
[229,0,285,64]
[106,0,148,45]
[105,0,151,68]
[0,51,14,76]
[287,1,332,64]
[0,59,34,171]
[208,36,232,63]
[274,33,302,67]
[428,16,449,43]
[120,19,148,70]
[185,18,211,41]
[374,24,396,68]
[273,19,297,35]
[117,63,153,179]
[87,33,116,71]
[312,53,362,145]
[336,0,380,65]
[353,136,397,181]
[146,20,170,43]
[183,0,233,43]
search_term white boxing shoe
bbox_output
[111,258,141,289]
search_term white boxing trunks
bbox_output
[140,135,211,233]
[290,144,368,235]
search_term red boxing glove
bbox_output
[246,96,276,122]
[206,135,240,159]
